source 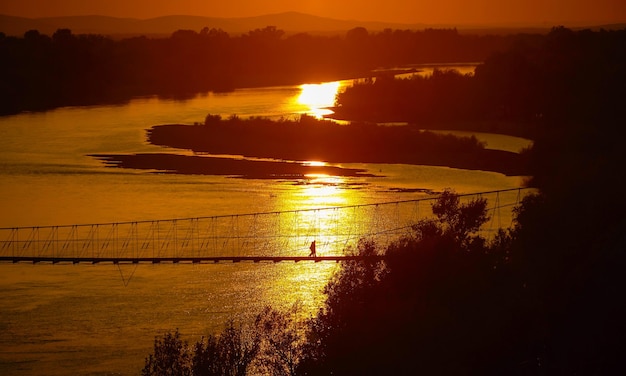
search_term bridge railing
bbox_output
[0,188,533,261]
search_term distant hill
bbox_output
[0,12,425,37]
[1,12,622,38]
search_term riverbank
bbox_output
[91,153,378,179]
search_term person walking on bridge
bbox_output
[308,240,316,257]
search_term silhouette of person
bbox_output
[308,240,316,257]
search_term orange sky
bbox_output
[1,0,625,25]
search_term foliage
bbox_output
[304,26,626,372]
[143,174,626,374]
[142,305,311,376]
[203,114,222,126]
[334,69,478,124]
[253,304,308,376]
[147,115,524,176]
[430,188,489,248]
[140,190,506,375]
[297,191,520,375]
[0,26,523,115]
[143,321,259,376]
[334,27,626,136]
[142,330,192,376]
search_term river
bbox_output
[0,66,531,375]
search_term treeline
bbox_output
[0,26,519,115]
[146,115,527,175]
[334,27,626,137]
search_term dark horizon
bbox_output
[2,11,625,38]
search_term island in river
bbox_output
[92,116,529,178]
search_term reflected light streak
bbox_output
[273,172,356,287]
[302,161,326,167]
[297,82,340,119]
[301,174,348,207]
[278,172,360,255]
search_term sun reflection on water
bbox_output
[297,82,341,118]
[276,172,363,259]
[297,173,354,208]
[272,172,356,303]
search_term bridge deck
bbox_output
[0,189,530,266]
[0,255,386,264]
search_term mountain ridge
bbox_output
[0,12,423,37]
[1,12,623,37]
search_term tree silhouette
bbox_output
[297,190,520,375]
[143,322,260,376]
[142,330,192,376]
[253,304,308,376]
[430,189,489,248]
[0,25,524,114]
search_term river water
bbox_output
[0,66,531,375]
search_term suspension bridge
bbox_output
[0,188,532,265]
